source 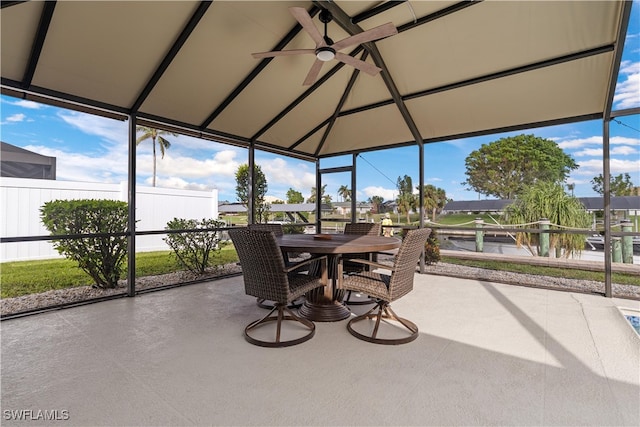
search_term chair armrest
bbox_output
[285,255,328,275]
[373,250,396,257]
[338,257,393,272]
[337,256,392,290]
[285,255,328,286]
[284,255,329,286]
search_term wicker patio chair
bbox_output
[247,223,284,237]
[229,228,327,347]
[344,222,381,237]
[247,223,304,309]
[338,228,431,345]
[342,222,382,305]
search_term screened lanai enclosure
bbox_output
[1,1,637,302]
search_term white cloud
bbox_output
[614,60,640,109]
[169,134,246,155]
[259,157,316,190]
[573,145,639,157]
[361,186,396,201]
[25,141,238,192]
[58,111,127,146]
[153,150,240,179]
[555,136,601,149]
[212,179,238,198]
[620,59,640,74]
[55,113,245,195]
[5,113,26,123]
[571,148,601,157]
[573,158,640,177]
[614,73,640,110]
[442,139,469,149]
[557,135,640,149]
[152,176,212,191]
[22,144,128,183]
[11,100,42,109]
[566,178,591,186]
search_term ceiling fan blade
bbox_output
[252,49,315,59]
[331,22,397,51]
[303,59,324,86]
[335,52,382,76]
[289,7,326,47]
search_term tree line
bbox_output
[138,128,636,226]
[232,134,637,223]
[233,163,450,224]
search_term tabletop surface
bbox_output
[276,234,401,254]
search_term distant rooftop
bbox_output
[0,141,56,180]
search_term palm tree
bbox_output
[396,175,416,224]
[368,195,384,214]
[307,186,318,203]
[338,185,351,202]
[307,185,332,206]
[505,181,590,257]
[421,184,448,221]
[136,126,177,187]
[435,187,448,220]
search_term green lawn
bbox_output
[3,216,635,299]
[1,246,239,299]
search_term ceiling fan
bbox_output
[252,7,397,86]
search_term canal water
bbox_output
[439,234,640,263]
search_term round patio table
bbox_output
[276,233,401,322]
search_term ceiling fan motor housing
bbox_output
[317,9,335,61]
[316,46,336,61]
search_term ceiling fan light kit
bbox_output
[251,6,397,85]
[315,46,336,61]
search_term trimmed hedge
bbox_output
[164,218,225,274]
[40,199,129,289]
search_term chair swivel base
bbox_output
[346,301,418,345]
[256,297,303,310]
[244,304,315,348]
[342,290,376,306]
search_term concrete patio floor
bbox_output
[1,273,639,426]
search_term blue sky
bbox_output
[1,7,639,205]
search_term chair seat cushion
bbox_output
[341,271,391,301]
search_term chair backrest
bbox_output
[344,222,381,236]
[228,229,290,303]
[389,228,432,301]
[248,223,284,237]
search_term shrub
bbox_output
[164,218,225,274]
[399,228,440,265]
[282,224,304,234]
[424,229,441,265]
[504,181,591,257]
[40,199,129,289]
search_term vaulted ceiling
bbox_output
[1,1,632,161]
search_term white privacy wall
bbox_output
[1,177,218,261]
[133,184,219,254]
